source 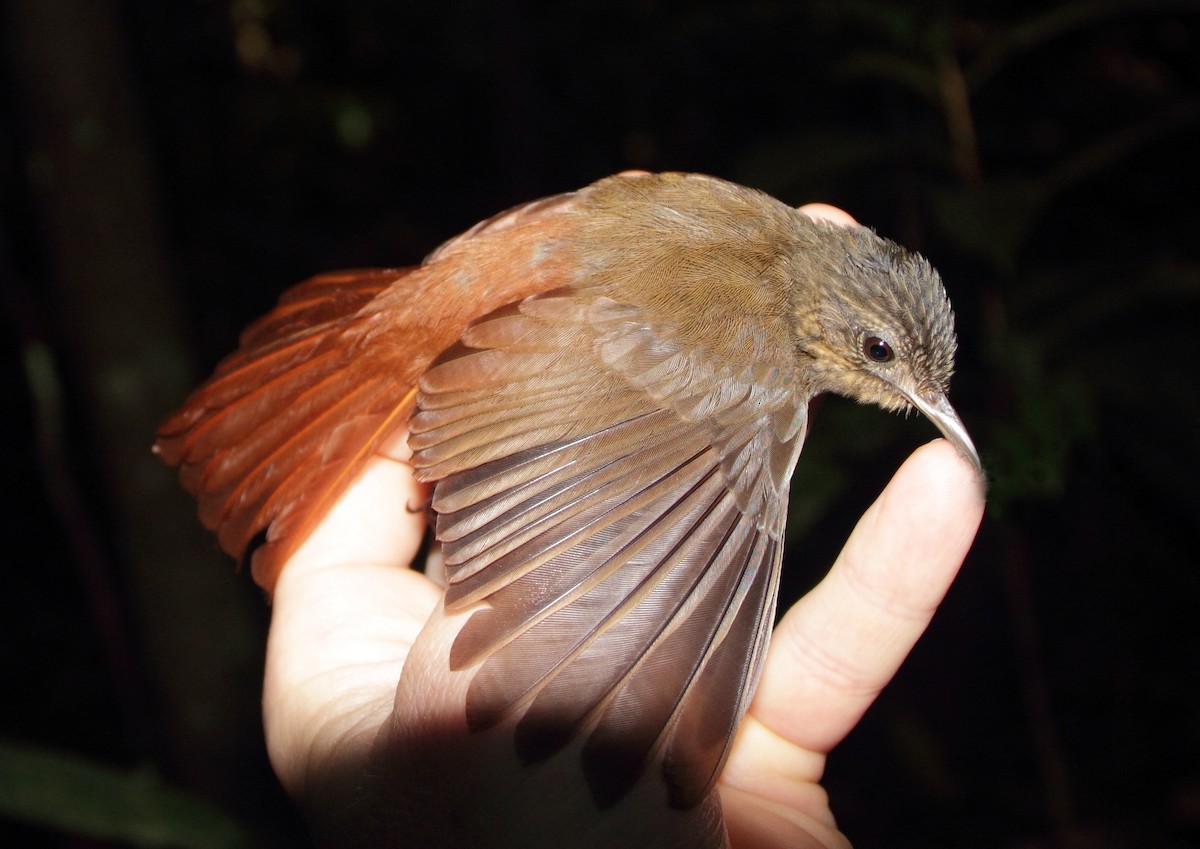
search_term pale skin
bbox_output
[260,205,987,848]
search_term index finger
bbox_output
[751,439,985,753]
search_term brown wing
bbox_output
[155,191,584,592]
[408,288,807,810]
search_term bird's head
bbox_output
[788,221,981,473]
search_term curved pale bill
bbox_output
[906,391,982,475]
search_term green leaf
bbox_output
[0,741,257,849]
[980,334,1096,512]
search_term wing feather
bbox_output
[411,286,805,809]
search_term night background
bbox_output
[2,1,1198,847]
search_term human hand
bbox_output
[261,431,984,848]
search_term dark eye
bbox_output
[864,336,894,363]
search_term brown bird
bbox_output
[156,171,979,845]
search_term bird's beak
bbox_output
[904,389,983,476]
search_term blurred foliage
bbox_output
[0,741,254,849]
[2,0,1199,848]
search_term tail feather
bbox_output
[157,190,584,592]
[194,374,382,523]
[238,270,396,349]
[156,269,422,591]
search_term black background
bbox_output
[2,1,1198,847]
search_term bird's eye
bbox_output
[863,336,894,363]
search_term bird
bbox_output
[155,170,979,847]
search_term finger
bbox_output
[797,203,858,228]
[750,439,985,754]
[264,435,441,799]
[719,719,850,849]
[281,429,427,576]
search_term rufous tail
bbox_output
[155,269,421,592]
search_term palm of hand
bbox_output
[262,435,983,848]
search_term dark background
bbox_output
[2,1,1198,847]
